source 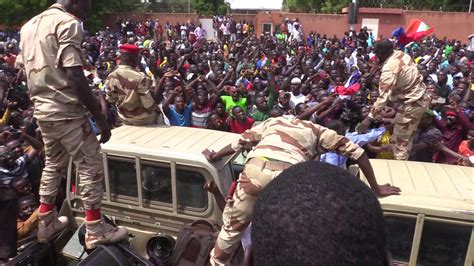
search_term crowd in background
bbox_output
[0,14,473,248]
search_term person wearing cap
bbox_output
[105,43,159,126]
[409,109,442,162]
[433,106,472,164]
[359,39,430,160]
[17,0,127,251]
[289,77,305,109]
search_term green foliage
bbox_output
[85,0,139,33]
[287,0,325,12]
[193,0,229,16]
[0,0,54,26]
[0,0,139,31]
[288,0,470,12]
[320,0,347,13]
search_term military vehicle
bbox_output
[359,160,473,266]
[18,125,472,265]
[60,125,242,263]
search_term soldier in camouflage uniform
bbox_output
[105,44,159,126]
[203,116,401,265]
[359,39,430,160]
[19,0,127,249]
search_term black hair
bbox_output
[374,39,394,54]
[18,194,37,205]
[252,161,387,266]
[294,102,306,115]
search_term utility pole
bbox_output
[349,0,358,31]
[469,0,472,13]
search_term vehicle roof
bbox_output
[360,159,474,220]
[101,125,240,167]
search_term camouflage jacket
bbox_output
[231,117,365,165]
[105,65,158,125]
[370,50,427,118]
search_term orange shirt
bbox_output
[458,140,474,157]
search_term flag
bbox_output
[391,19,434,47]
[256,55,270,69]
[405,19,435,41]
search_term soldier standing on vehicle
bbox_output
[19,0,127,249]
[105,44,160,126]
[358,39,430,160]
[202,116,401,265]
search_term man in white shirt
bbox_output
[289,78,306,108]
[468,34,474,52]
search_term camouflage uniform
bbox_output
[369,50,430,160]
[19,4,104,210]
[105,65,158,126]
[210,117,365,265]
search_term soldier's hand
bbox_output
[96,119,111,144]
[202,148,218,162]
[375,183,401,197]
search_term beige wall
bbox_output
[102,10,474,42]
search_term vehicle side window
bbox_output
[176,168,207,209]
[385,216,416,263]
[417,221,471,265]
[109,159,137,198]
[141,163,172,205]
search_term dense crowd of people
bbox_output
[0,6,473,262]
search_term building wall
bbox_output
[102,10,474,42]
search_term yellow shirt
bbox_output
[375,131,394,159]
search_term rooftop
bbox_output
[361,159,474,220]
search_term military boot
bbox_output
[37,210,69,243]
[85,219,128,249]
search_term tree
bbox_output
[0,0,54,26]
[85,0,139,33]
[0,0,139,31]
[287,0,325,13]
[193,0,229,16]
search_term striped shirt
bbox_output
[0,155,29,187]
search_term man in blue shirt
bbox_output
[321,120,385,169]
[162,86,192,127]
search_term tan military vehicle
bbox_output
[359,160,474,266]
[57,125,473,265]
[60,125,242,262]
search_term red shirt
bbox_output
[229,117,254,134]
[458,140,474,157]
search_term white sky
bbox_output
[225,0,283,10]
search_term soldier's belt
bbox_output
[248,157,292,171]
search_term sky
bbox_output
[225,0,283,10]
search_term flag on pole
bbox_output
[391,19,435,47]
[405,19,435,41]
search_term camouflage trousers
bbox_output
[391,94,430,160]
[210,157,290,265]
[37,117,104,210]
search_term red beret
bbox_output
[445,111,458,117]
[119,44,140,55]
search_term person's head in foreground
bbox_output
[251,161,391,266]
